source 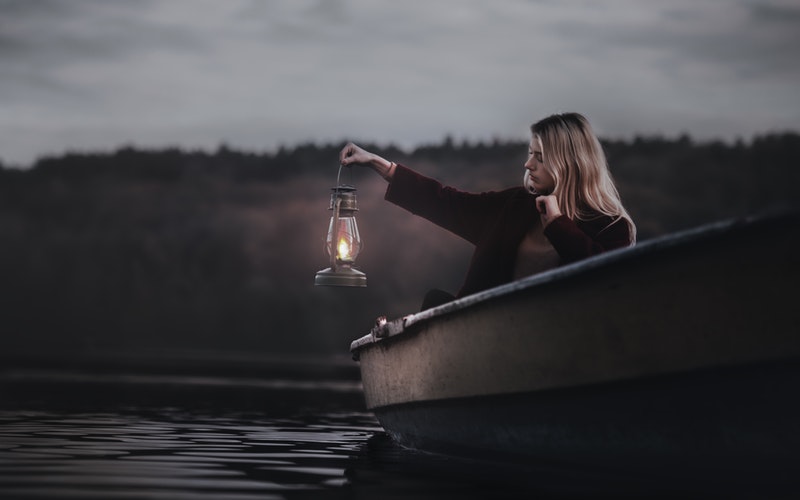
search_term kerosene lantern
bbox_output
[314,165,367,287]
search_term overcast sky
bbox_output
[1,0,798,168]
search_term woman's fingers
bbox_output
[340,142,367,165]
[339,142,355,164]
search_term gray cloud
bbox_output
[610,2,800,78]
[0,0,797,167]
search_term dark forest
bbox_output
[2,133,798,363]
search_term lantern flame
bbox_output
[338,238,351,261]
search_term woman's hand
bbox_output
[340,142,375,166]
[339,142,395,181]
[535,195,562,227]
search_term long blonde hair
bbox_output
[531,112,636,242]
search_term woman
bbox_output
[340,112,636,309]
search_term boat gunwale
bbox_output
[350,209,798,354]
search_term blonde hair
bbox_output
[531,112,636,242]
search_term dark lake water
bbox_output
[0,354,795,499]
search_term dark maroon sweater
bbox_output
[385,164,633,298]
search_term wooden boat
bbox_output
[349,210,800,477]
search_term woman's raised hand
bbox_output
[339,142,374,166]
[339,142,396,181]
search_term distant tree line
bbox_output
[1,132,798,362]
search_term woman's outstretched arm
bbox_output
[339,142,396,181]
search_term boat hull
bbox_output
[374,360,800,470]
[352,211,800,468]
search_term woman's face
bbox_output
[524,137,555,194]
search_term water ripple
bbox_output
[0,409,381,499]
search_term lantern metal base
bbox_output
[314,267,367,287]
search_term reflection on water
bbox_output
[0,409,573,499]
[0,409,380,499]
[1,360,796,499]
[0,356,378,499]
[0,360,542,499]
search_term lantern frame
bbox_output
[314,167,367,287]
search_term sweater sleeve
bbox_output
[385,164,509,244]
[543,214,633,264]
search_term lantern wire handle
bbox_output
[331,162,354,271]
[335,163,344,192]
[335,162,353,192]
[328,163,344,271]
[331,196,341,272]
